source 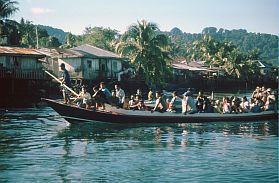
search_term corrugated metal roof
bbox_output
[39,48,83,58]
[71,44,121,58]
[172,63,210,71]
[0,46,45,57]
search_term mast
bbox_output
[36,26,39,49]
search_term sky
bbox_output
[13,0,278,35]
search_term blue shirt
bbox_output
[101,88,111,98]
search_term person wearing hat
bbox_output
[182,91,197,115]
[59,63,71,104]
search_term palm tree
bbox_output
[116,20,171,89]
[0,0,19,45]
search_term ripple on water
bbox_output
[0,108,277,182]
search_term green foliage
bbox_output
[165,27,278,66]
[187,35,261,80]
[19,18,61,48]
[81,26,119,51]
[0,0,20,46]
[37,25,69,43]
[116,20,172,89]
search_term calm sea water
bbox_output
[0,107,278,183]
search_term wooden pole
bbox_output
[44,70,79,97]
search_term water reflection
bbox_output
[0,107,277,182]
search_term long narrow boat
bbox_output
[42,98,278,124]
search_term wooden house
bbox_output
[0,46,47,79]
[42,44,124,84]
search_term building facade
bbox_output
[42,44,124,84]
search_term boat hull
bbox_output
[42,98,278,124]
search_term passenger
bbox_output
[262,97,274,111]
[213,100,223,114]
[167,91,178,112]
[110,90,120,107]
[251,99,262,113]
[92,86,106,110]
[147,88,154,101]
[203,97,212,113]
[129,95,140,110]
[100,82,111,103]
[137,100,148,111]
[182,91,197,115]
[249,98,255,110]
[230,96,241,113]
[128,95,135,109]
[196,90,204,113]
[115,84,125,108]
[72,86,91,109]
[151,91,168,113]
[251,86,261,99]
[136,88,143,99]
[206,99,215,113]
[239,96,250,113]
[222,97,231,114]
[59,63,71,104]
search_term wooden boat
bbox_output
[42,98,278,124]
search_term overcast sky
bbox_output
[13,0,278,35]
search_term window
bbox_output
[87,60,92,68]
[113,61,118,70]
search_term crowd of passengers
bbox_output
[71,82,278,114]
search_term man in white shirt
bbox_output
[115,84,125,108]
[182,91,197,114]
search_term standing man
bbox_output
[115,84,125,107]
[59,63,71,104]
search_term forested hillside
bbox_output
[37,25,69,43]
[164,27,278,66]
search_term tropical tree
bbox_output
[116,20,171,89]
[188,35,261,79]
[0,0,19,45]
[82,26,120,51]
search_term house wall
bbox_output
[82,58,99,80]
[56,57,123,81]
[0,55,42,70]
[0,56,6,67]
[58,58,83,79]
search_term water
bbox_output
[0,107,278,182]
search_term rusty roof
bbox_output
[0,46,46,57]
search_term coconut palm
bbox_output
[0,0,19,45]
[116,20,171,88]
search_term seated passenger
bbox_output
[92,86,106,110]
[129,95,140,110]
[100,82,111,103]
[240,96,250,113]
[222,97,231,114]
[147,88,154,101]
[230,96,241,113]
[196,91,205,113]
[262,97,274,111]
[137,100,148,111]
[115,84,125,108]
[182,91,197,114]
[167,91,178,112]
[251,99,262,113]
[151,91,168,113]
[72,86,91,109]
[110,90,120,107]
[213,100,223,114]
